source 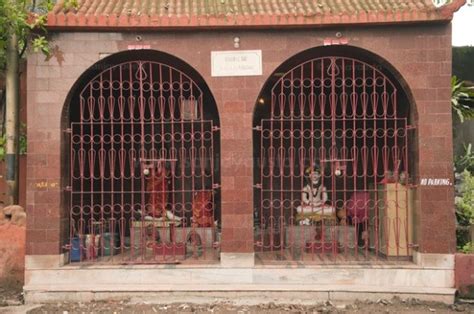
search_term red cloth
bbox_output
[146,166,168,218]
[346,191,370,222]
[192,191,214,227]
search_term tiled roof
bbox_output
[47,0,466,29]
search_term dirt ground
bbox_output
[0,282,23,308]
[22,299,474,314]
[1,287,474,314]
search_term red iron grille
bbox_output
[254,56,414,263]
[67,60,220,264]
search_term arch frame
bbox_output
[251,45,420,262]
[253,45,418,127]
[59,50,222,263]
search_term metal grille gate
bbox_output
[254,57,413,262]
[67,60,220,264]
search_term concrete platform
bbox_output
[23,253,456,304]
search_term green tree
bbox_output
[0,0,57,70]
[0,0,75,204]
[452,76,474,253]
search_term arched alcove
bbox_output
[252,46,417,263]
[61,50,221,264]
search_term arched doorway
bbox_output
[253,46,416,263]
[64,51,221,264]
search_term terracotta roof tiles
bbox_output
[47,0,467,29]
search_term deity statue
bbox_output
[145,163,182,222]
[296,165,335,223]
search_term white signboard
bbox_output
[211,50,262,77]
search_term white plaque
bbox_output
[211,50,262,77]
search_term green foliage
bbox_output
[32,36,49,54]
[456,170,474,225]
[18,123,27,155]
[64,0,79,11]
[455,169,474,252]
[0,133,5,161]
[0,0,76,70]
[453,62,474,253]
[460,242,474,254]
[0,123,27,162]
[455,141,474,250]
[452,76,474,123]
[455,143,474,173]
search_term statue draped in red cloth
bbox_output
[145,162,212,226]
[146,164,168,218]
[192,191,214,227]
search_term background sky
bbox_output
[452,3,474,46]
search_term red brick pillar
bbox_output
[414,60,456,254]
[219,98,254,257]
[416,108,456,254]
[26,58,64,257]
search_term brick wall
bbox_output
[26,23,455,256]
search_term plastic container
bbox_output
[103,232,118,256]
[70,237,82,262]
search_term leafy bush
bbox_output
[452,76,474,123]
[455,143,474,173]
[460,242,474,254]
[456,170,474,223]
[456,170,474,252]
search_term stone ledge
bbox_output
[23,284,456,294]
[24,266,454,294]
[220,253,255,268]
[413,252,455,269]
[25,253,455,271]
[23,288,456,305]
[25,255,66,270]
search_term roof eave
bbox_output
[45,0,467,31]
[44,14,456,32]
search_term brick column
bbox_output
[215,73,269,265]
[416,83,456,254]
[355,24,456,255]
[219,97,255,258]
[413,31,456,254]
[25,33,120,263]
[26,55,64,256]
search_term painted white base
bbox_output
[24,253,456,304]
